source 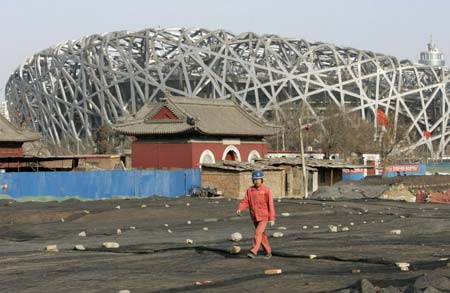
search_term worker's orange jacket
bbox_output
[237,184,275,222]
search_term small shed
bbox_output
[201,161,285,199]
[262,158,319,197]
[305,159,372,186]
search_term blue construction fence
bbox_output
[0,169,201,199]
[342,164,426,181]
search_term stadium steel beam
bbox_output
[5,28,450,157]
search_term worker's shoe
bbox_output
[263,253,272,260]
[247,252,257,259]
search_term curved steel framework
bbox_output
[5,28,450,156]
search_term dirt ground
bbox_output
[2,193,450,292]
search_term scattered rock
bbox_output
[313,226,319,229]
[202,227,208,231]
[350,222,354,226]
[74,244,86,251]
[116,229,122,235]
[229,245,241,254]
[380,220,384,223]
[328,225,338,233]
[395,262,410,271]
[357,212,362,215]
[164,224,169,227]
[141,204,147,208]
[342,227,349,232]
[278,227,287,230]
[281,212,290,217]
[129,226,136,230]
[185,239,193,245]
[362,221,367,224]
[187,220,192,225]
[102,242,120,249]
[60,218,65,223]
[115,205,121,210]
[351,269,361,274]
[165,204,170,208]
[167,229,172,233]
[195,281,212,286]
[264,269,282,275]
[45,245,58,252]
[78,231,87,237]
[400,215,406,219]
[272,232,284,238]
[83,210,90,214]
[119,290,130,293]
[390,229,402,235]
[302,226,308,229]
[277,199,282,203]
[204,218,218,222]
[309,255,317,259]
[230,232,242,242]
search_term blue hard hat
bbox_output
[252,170,264,180]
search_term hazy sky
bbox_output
[1,0,449,100]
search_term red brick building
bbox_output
[113,97,276,169]
[0,114,40,167]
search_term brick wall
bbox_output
[0,143,23,158]
[202,168,285,199]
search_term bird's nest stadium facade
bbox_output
[5,28,450,157]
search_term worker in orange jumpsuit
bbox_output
[236,170,275,259]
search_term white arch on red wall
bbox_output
[199,149,216,165]
[247,150,261,163]
[222,145,241,162]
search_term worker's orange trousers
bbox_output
[250,220,271,255]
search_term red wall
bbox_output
[131,139,268,169]
[0,143,23,158]
[132,142,194,169]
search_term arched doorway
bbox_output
[225,150,237,161]
[199,149,215,166]
[222,145,241,162]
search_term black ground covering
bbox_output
[1,196,450,292]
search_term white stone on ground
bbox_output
[83,210,90,214]
[129,226,136,230]
[350,222,354,226]
[187,220,192,225]
[167,229,172,233]
[230,232,242,242]
[102,242,120,249]
[202,227,208,231]
[78,231,87,237]
[328,225,338,233]
[390,229,401,235]
[281,212,290,217]
[60,218,65,223]
[230,245,241,254]
[164,224,169,227]
[141,204,147,208]
[165,204,170,208]
[309,254,317,259]
[186,203,190,206]
[185,239,193,244]
[116,229,122,235]
[302,226,308,229]
[278,227,287,230]
[119,290,130,293]
[74,245,86,251]
[342,227,349,232]
[313,226,319,229]
[45,245,58,252]
[272,232,284,238]
[115,205,121,210]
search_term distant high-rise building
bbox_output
[419,37,445,67]
[0,101,10,121]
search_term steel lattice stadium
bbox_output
[4,28,450,157]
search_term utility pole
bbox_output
[298,118,308,198]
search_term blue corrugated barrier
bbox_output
[0,169,201,199]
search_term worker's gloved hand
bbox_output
[236,210,241,216]
[269,220,275,227]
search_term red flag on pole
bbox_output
[423,131,431,138]
[376,109,389,127]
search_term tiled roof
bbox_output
[201,160,283,172]
[113,96,277,137]
[259,157,371,170]
[0,114,40,143]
